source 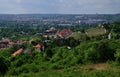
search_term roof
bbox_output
[12,48,23,57]
[45,27,56,33]
[56,29,72,37]
[0,44,6,48]
[16,40,24,44]
[1,38,10,42]
[50,27,56,31]
[35,44,41,49]
[8,42,15,45]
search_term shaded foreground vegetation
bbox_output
[4,70,120,77]
[3,63,120,77]
[0,39,120,77]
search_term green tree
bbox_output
[115,49,120,63]
[0,56,9,75]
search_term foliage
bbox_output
[86,28,106,37]
[1,21,120,76]
[0,56,9,75]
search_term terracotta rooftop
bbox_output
[56,29,72,37]
[12,48,23,57]
[8,42,15,45]
[35,44,41,49]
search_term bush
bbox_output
[84,47,100,63]
[0,56,9,75]
[115,49,120,63]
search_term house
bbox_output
[49,27,56,31]
[11,48,23,57]
[45,27,56,33]
[35,44,45,52]
[1,38,10,42]
[35,44,41,49]
[0,44,6,49]
[8,41,15,45]
[16,40,24,45]
[8,41,15,47]
[56,29,72,38]
[43,27,56,38]
[0,42,8,49]
[35,44,42,52]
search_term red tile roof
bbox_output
[12,48,23,57]
[35,44,41,49]
[56,29,72,37]
[8,42,15,45]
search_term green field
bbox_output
[69,32,84,39]
[86,28,106,37]
[69,28,106,39]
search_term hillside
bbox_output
[86,28,106,37]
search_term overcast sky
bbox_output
[0,0,120,14]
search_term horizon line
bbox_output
[0,13,120,15]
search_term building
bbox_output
[35,44,42,52]
[56,29,72,38]
[11,48,23,57]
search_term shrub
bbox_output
[115,49,120,63]
[84,47,100,63]
[0,56,9,75]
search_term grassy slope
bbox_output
[69,32,84,39]
[69,28,106,39]
[4,63,120,77]
[86,28,106,37]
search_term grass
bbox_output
[69,32,84,39]
[4,63,120,77]
[69,28,106,39]
[86,28,106,37]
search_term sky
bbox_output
[0,0,120,14]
